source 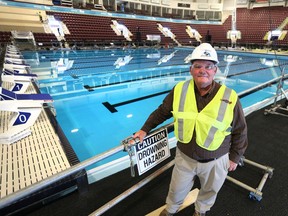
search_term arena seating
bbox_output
[1,6,287,49]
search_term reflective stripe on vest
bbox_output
[178,80,190,141]
[203,87,232,148]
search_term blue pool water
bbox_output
[23,47,288,169]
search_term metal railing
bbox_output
[0,122,174,210]
[89,160,175,216]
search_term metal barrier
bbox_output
[264,66,288,117]
[238,73,288,98]
[89,160,175,216]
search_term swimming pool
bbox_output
[23,47,288,177]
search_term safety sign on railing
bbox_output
[134,128,170,175]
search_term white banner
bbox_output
[146,35,161,42]
[135,128,170,175]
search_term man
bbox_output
[205,30,212,44]
[133,43,248,216]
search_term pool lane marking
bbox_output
[87,62,285,91]
[66,55,185,71]
[103,90,171,113]
[84,70,188,91]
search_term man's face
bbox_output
[190,60,217,88]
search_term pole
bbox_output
[89,160,175,216]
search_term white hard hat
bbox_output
[189,43,219,64]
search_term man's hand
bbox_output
[228,160,238,171]
[133,130,147,143]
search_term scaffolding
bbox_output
[264,66,288,117]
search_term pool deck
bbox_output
[0,82,72,195]
[0,82,89,215]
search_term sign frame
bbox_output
[134,128,170,175]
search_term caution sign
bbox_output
[135,128,170,175]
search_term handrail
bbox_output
[89,160,175,216]
[238,73,288,98]
[0,122,174,209]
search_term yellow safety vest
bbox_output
[172,80,238,151]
